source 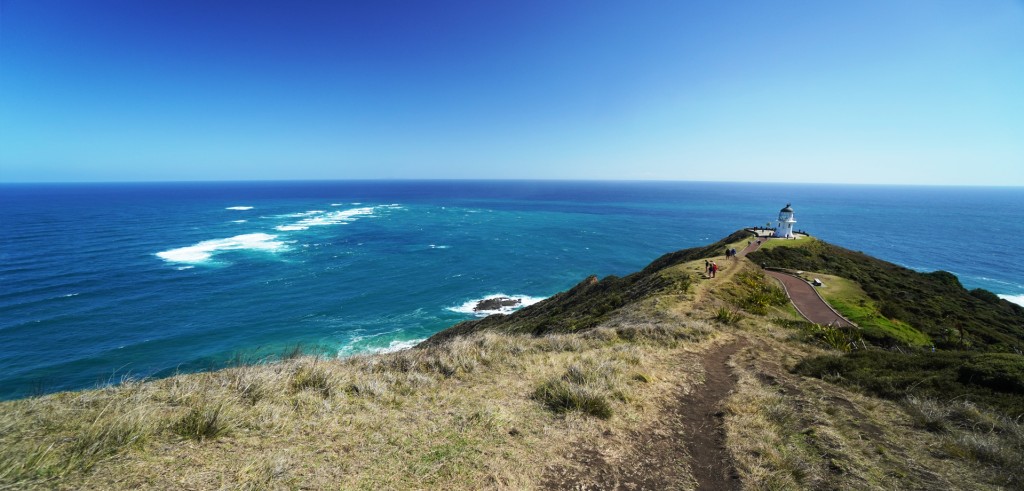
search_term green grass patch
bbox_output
[806,273,931,346]
[747,241,1024,351]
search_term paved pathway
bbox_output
[736,237,767,258]
[764,271,854,327]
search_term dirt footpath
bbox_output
[682,339,746,491]
[542,339,746,490]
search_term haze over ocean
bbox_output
[1,180,1021,399]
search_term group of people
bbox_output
[724,247,738,259]
[704,259,718,278]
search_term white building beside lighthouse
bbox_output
[774,204,796,238]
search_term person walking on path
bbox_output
[704,260,710,275]
[711,262,718,278]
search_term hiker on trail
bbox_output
[731,248,737,257]
[711,262,718,278]
[704,259,710,275]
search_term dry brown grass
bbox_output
[0,318,721,490]
[720,326,1013,490]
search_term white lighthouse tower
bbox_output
[774,204,796,238]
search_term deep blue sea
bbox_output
[2,180,1022,399]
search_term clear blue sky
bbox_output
[2,0,1022,184]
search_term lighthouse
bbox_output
[774,204,796,238]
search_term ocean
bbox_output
[2,180,1022,399]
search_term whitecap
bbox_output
[997,294,1024,307]
[232,220,247,223]
[448,294,547,317]
[177,266,194,270]
[157,233,287,264]
[277,207,375,231]
[61,293,79,297]
[371,339,426,354]
[226,206,253,210]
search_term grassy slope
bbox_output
[800,272,932,346]
[423,230,751,344]
[747,237,1024,351]
[3,232,1022,489]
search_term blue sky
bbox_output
[2,0,1022,184]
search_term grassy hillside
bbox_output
[424,230,750,345]
[747,239,1024,351]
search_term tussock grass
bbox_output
[0,318,719,489]
[533,379,613,419]
[904,396,1024,483]
[172,401,232,441]
[533,357,635,419]
[291,363,333,397]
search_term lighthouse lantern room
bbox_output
[774,204,796,238]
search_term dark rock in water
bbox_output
[474,297,521,311]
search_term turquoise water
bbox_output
[2,180,1022,399]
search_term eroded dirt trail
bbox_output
[542,338,747,491]
[682,339,747,491]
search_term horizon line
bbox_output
[1,178,1023,189]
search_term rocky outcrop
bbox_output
[474,297,522,311]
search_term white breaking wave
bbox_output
[371,339,426,354]
[448,294,547,317]
[226,206,253,210]
[232,220,247,223]
[157,233,287,264]
[998,294,1024,307]
[275,207,375,231]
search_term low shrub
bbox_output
[734,272,788,315]
[715,306,743,324]
[796,350,1024,416]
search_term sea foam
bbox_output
[226,206,253,210]
[276,207,375,231]
[448,294,546,317]
[372,339,427,354]
[157,233,286,264]
[998,294,1024,307]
